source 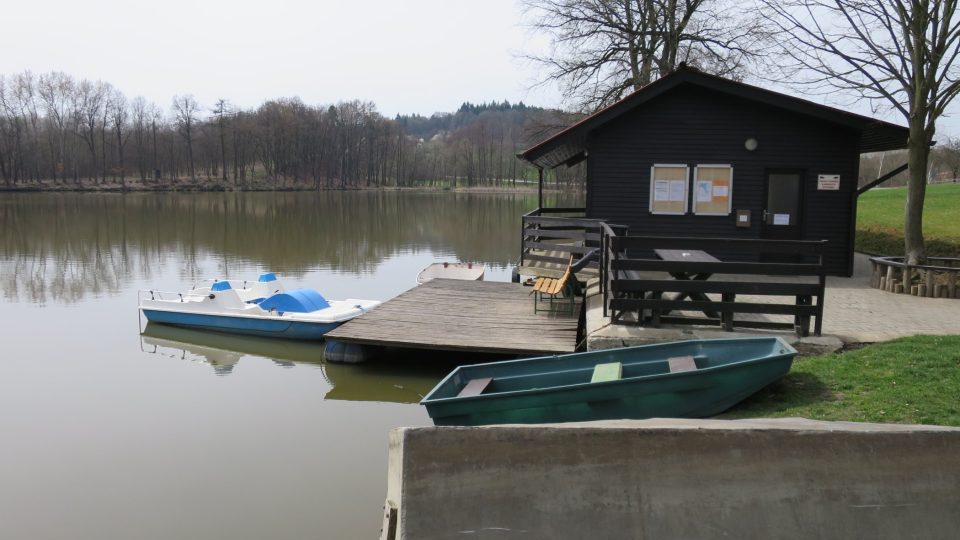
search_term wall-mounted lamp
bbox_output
[744,138,759,151]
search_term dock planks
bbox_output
[326,279,578,355]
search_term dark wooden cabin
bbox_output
[519,65,910,276]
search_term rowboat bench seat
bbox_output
[668,355,697,373]
[591,362,623,383]
[458,377,493,397]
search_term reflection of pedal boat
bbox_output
[139,323,439,402]
[140,323,324,374]
[138,273,380,340]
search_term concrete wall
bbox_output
[382,418,960,540]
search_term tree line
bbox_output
[0,72,581,190]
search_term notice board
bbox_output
[692,165,733,215]
[649,165,689,214]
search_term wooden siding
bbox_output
[585,83,860,276]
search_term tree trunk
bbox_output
[116,128,125,189]
[904,119,930,264]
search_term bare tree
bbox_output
[131,96,148,181]
[76,80,107,183]
[762,0,960,263]
[211,99,231,182]
[0,75,17,185]
[172,94,200,181]
[522,0,767,110]
[934,137,960,181]
[149,103,163,180]
[108,89,130,187]
[38,72,74,183]
[99,83,113,183]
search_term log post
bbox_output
[925,270,935,298]
[886,265,896,292]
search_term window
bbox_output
[692,165,733,215]
[649,164,689,215]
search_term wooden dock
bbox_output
[326,279,579,355]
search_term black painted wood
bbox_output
[612,280,822,296]
[599,230,826,336]
[585,83,860,276]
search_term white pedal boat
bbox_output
[138,273,380,340]
[416,262,485,285]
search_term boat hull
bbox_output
[421,337,796,426]
[416,263,485,284]
[142,309,341,340]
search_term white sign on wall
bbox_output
[817,174,841,190]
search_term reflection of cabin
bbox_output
[518,65,910,276]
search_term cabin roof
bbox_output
[518,65,910,169]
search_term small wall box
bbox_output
[736,209,751,228]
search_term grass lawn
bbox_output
[857,183,960,256]
[722,335,960,426]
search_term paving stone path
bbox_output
[820,254,960,342]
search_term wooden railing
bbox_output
[600,225,827,337]
[869,256,960,298]
[520,207,625,273]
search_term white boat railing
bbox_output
[137,289,208,304]
[138,275,284,305]
[187,277,279,292]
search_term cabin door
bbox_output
[762,171,804,240]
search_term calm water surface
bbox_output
[0,191,579,540]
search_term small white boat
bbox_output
[138,273,380,340]
[417,262,485,285]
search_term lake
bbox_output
[0,190,579,539]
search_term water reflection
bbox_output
[0,191,580,304]
[140,323,321,375]
[0,190,587,539]
[140,323,446,403]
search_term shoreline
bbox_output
[0,180,577,195]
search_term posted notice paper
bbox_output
[668,180,686,202]
[653,180,670,201]
[696,180,712,202]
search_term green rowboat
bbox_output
[420,337,797,426]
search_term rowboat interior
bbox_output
[431,338,792,399]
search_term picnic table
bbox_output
[653,249,721,319]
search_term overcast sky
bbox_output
[3,0,957,135]
[1,0,556,117]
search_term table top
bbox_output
[654,249,720,263]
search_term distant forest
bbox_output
[7,71,959,192]
[0,71,584,190]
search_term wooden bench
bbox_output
[531,257,577,314]
[457,377,492,398]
